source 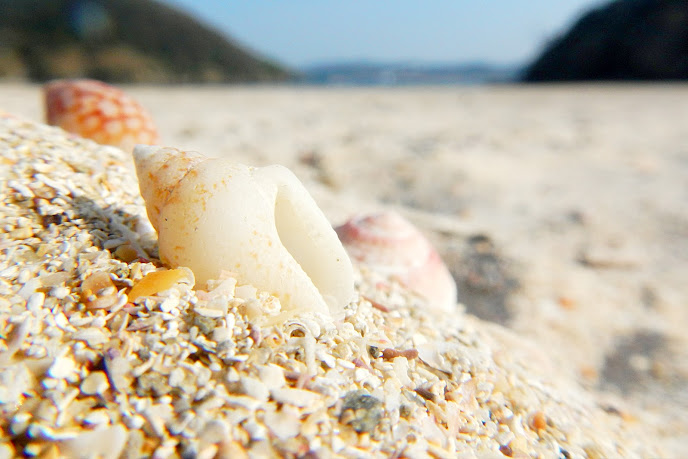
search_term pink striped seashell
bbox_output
[335,211,457,311]
[44,79,159,151]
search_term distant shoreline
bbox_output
[296,62,521,86]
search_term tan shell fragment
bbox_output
[127,268,194,302]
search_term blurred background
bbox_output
[3,2,688,452]
[2,0,687,84]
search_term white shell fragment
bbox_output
[58,424,127,459]
[133,145,354,318]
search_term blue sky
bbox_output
[163,0,604,68]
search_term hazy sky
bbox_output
[163,0,604,68]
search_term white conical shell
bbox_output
[133,145,354,318]
[335,211,457,312]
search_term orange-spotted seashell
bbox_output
[44,79,159,151]
[335,211,457,311]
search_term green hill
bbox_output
[0,0,293,83]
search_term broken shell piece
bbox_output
[335,211,457,312]
[127,268,194,302]
[80,272,113,298]
[133,146,354,319]
[80,371,110,395]
[58,424,127,459]
[80,271,118,310]
[44,79,159,151]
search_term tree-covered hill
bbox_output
[0,0,293,83]
[523,0,688,81]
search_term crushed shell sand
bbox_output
[0,116,662,458]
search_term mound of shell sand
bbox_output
[0,115,663,458]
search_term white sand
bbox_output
[3,82,688,452]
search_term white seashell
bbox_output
[335,211,457,312]
[133,145,354,318]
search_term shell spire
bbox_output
[336,211,457,312]
[133,145,204,230]
[133,145,355,319]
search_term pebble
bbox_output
[26,292,45,311]
[50,286,70,300]
[73,328,108,346]
[198,419,230,444]
[83,409,111,426]
[270,387,320,409]
[47,356,77,380]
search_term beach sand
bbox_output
[2,83,688,455]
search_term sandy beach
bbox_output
[2,82,688,455]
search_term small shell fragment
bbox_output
[127,268,194,302]
[80,371,110,396]
[80,272,117,309]
[58,424,127,459]
[103,349,133,392]
[73,328,108,347]
[47,356,77,380]
[114,244,139,262]
[269,387,320,408]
